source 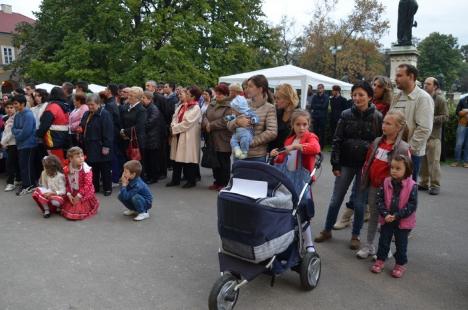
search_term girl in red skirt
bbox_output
[32,155,66,218]
[61,147,99,220]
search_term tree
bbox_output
[272,15,303,65]
[298,0,389,82]
[418,32,463,89]
[12,0,282,87]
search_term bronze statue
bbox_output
[397,0,418,46]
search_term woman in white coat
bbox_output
[167,87,202,188]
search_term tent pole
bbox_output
[301,79,308,109]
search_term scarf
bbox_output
[177,100,198,123]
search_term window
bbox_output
[1,46,15,65]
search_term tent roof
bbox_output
[219,64,352,91]
[89,84,106,93]
[35,83,59,93]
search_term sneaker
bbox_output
[333,207,354,230]
[239,152,248,160]
[450,162,460,167]
[356,244,376,259]
[123,209,137,216]
[391,264,406,278]
[4,184,16,192]
[371,260,385,273]
[16,186,35,196]
[350,236,360,250]
[314,230,332,243]
[233,147,242,158]
[133,212,150,221]
[428,187,440,195]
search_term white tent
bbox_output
[219,64,353,109]
[35,83,59,93]
[89,84,106,93]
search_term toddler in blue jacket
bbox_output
[224,91,259,159]
[118,160,153,221]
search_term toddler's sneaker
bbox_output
[133,212,150,221]
[123,209,137,216]
[356,244,376,259]
[239,152,248,160]
[391,264,406,278]
[4,184,16,192]
[371,260,385,273]
[43,210,51,218]
[233,147,242,158]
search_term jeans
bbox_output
[454,125,468,163]
[18,147,36,188]
[376,222,410,265]
[118,194,151,213]
[324,166,367,236]
[365,186,379,247]
[411,155,421,182]
[420,138,442,188]
[231,128,253,153]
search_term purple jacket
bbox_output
[378,177,417,229]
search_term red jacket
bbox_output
[275,131,321,172]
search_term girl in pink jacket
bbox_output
[371,154,417,278]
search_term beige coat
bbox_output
[170,104,202,163]
[390,86,434,156]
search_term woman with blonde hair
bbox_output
[268,83,299,151]
[119,86,147,162]
[372,76,393,117]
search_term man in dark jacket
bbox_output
[142,91,167,184]
[309,84,329,148]
[62,82,74,113]
[329,85,351,140]
[105,84,125,185]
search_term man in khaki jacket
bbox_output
[419,77,448,195]
[390,64,434,181]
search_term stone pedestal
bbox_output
[389,45,419,82]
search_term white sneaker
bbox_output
[239,152,248,160]
[133,212,150,221]
[4,184,16,192]
[234,147,242,158]
[16,186,35,196]
[356,244,376,259]
[123,209,137,216]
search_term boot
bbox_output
[333,207,354,230]
[314,230,332,243]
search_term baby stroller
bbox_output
[208,153,323,310]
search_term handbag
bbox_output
[126,127,142,160]
[201,135,220,169]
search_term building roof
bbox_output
[0,11,34,34]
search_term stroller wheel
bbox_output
[300,252,321,291]
[208,273,240,310]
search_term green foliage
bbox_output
[444,100,459,158]
[12,0,282,87]
[418,32,464,89]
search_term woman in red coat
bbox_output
[61,147,99,220]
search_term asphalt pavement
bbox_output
[0,153,467,310]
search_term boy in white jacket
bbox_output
[1,101,21,191]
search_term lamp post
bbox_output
[329,45,342,78]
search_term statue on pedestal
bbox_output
[397,0,418,46]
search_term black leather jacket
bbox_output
[331,103,383,170]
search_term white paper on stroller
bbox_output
[223,178,268,199]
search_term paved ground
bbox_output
[1,153,467,310]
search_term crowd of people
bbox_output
[0,62,465,278]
